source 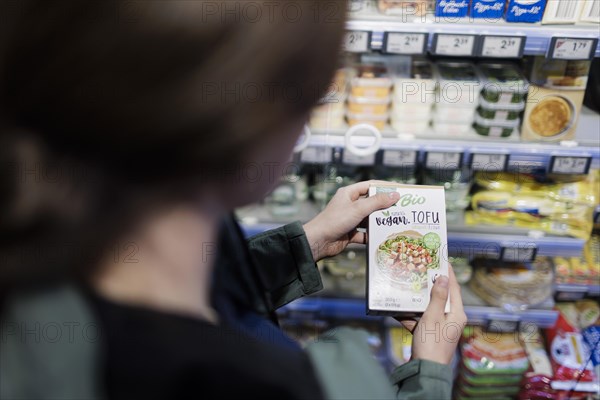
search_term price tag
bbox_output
[470,153,508,172]
[343,31,371,53]
[480,35,525,58]
[342,150,375,166]
[432,34,477,56]
[549,37,598,60]
[384,32,428,55]
[501,245,537,263]
[550,156,592,175]
[382,150,418,167]
[556,286,588,301]
[425,151,462,169]
[300,147,332,164]
[487,318,520,333]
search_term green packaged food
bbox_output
[478,62,529,105]
[473,114,519,138]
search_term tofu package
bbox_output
[367,184,450,316]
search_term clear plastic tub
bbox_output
[473,114,520,138]
[312,100,346,116]
[390,102,432,120]
[477,98,524,122]
[477,63,529,105]
[435,61,482,107]
[347,111,388,130]
[393,61,436,104]
[435,104,477,123]
[390,117,430,134]
[347,95,390,115]
[432,119,472,136]
[310,111,346,130]
[350,65,393,99]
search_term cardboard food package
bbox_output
[521,58,590,142]
[367,184,449,316]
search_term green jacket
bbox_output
[0,219,452,400]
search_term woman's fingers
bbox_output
[447,265,465,315]
[344,180,395,200]
[422,275,449,320]
[353,191,399,217]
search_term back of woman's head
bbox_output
[0,0,347,291]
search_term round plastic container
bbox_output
[391,102,432,120]
[477,62,529,105]
[347,95,390,115]
[346,111,388,130]
[390,117,430,134]
[435,104,477,123]
[473,114,520,138]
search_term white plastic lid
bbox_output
[348,95,391,105]
[479,97,525,112]
[474,113,521,128]
[351,76,393,88]
[478,63,529,94]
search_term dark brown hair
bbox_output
[0,0,347,291]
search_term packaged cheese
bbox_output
[367,184,449,316]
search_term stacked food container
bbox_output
[390,60,435,135]
[347,64,392,130]
[474,63,529,138]
[309,68,348,130]
[433,62,482,137]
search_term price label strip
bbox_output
[500,245,537,263]
[342,149,375,166]
[549,155,592,175]
[548,37,598,60]
[470,153,509,172]
[487,314,521,333]
[432,33,477,57]
[383,32,428,55]
[555,285,588,301]
[343,30,371,53]
[480,35,525,58]
[300,147,332,164]
[382,150,418,167]
[425,151,463,170]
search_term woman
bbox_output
[0,1,466,399]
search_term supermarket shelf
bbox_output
[555,283,600,300]
[347,6,600,56]
[278,296,559,329]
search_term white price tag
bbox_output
[433,34,476,56]
[480,36,524,58]
[343,31,370,53]
[383,150,418,167]
[550,37,597,60]
[300,147,332,164]
[471,153,508,172]
[550,156,591,175]
[425,152,462,169]
[342,150,375,166]
[384,32,427,55]
[501,245,537,263]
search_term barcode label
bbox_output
[589,0,600,18]
[555,0,578,19]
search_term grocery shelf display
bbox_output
[237,1,600,398]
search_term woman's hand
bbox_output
[397,265,467,365]
[303,180,399,262]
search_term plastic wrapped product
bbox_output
[309,111,346,130]
[435,0,469,17]
[392,61,436,105]
[468,258,554,311]
[505,0,548,23]
[347,95,390,115]
[346,111,388,130]
[378,0,431,16]
[478,63,529,104]
[431,119,472,136]
[390,102,432,120]
[390,116,430,135]
[435,103,477,122]
[471,0,505,18]
[473,114,520,138]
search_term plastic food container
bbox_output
[478,63,529,104]
[393,61,436,105]
[351,65,393,99]
[390,117,430,134]
[435,61,482,107]
[347,95,390,115]
[347,112,388,130]
[477,98,524,122]
[391,102,432,120]
[432,119,472,136]
[473,114,519,138]
[435,104,477,123]
[310,111,345,130]
[312,99,346,116]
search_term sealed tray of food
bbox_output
[347,95,390,115]
[367,184,449,316]
[432,119,473,136]
[346,111,388,130]
[393,61,436,104]
[478,63,529,104]
[391,117,430,134]
[473,113,519,137]
[434,61,482,107]
[351,64,393,98]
